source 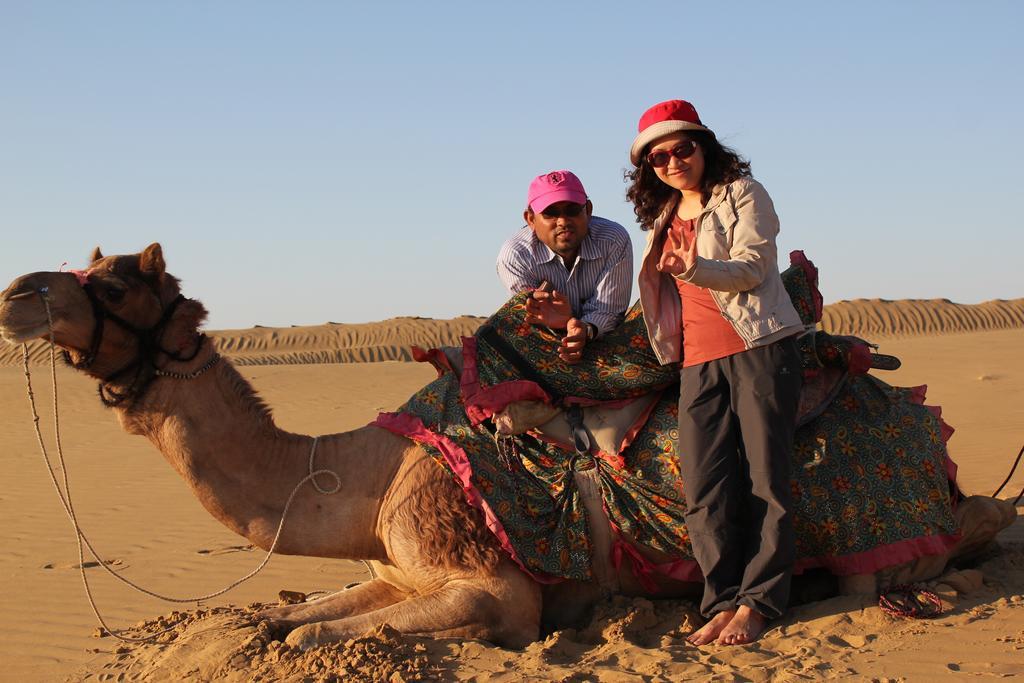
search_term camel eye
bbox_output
[103,287,126,304]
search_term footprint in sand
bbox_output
[825,634,871,649]
[729,649,783,668]
[196,544,255,555]
[42,558,124,570]
[963,604,998,623]
[948,662,1022,675]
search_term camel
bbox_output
[0,243,1016,651]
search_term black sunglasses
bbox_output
[646,140,698,168]
[539,203,586,219]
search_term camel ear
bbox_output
[139,243,165,277]
[90,246,104,263]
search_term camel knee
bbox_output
[957,495,1017,533]
[419,574,540,647]
[838,573,876,595]
[488,567,542,646]
[490,590,541,647]
[284,623,326,651]
[496,621,539,649]
[953,495,1018,558]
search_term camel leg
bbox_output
[837,573,877,595]
[259,578,406,628]
[284,574,541,650]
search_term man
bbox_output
[497,170,632,363]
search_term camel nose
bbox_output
[1,278,35,302]
[2,272,67,302]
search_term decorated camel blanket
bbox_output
[374,255,961,585]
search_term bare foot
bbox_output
[715,605,767,645]
[686,609,735,646]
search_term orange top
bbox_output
[663,216,747,367]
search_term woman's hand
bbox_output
[657,232,698,276]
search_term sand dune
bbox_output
[1,315,486,367]
[4,299,1023,368]
[214,315,485,366]
[821,298,1024,338]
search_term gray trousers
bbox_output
[678,336,802,619]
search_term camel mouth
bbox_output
[0,321,51,345]
[0,287,60,345]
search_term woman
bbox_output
[627,99,805,646]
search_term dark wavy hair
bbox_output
[625,130,752,230]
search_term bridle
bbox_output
[63,274,214,407]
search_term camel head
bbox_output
[0,243,209,389]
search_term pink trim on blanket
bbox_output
[847,340,873,375]
[789,250,824,322]
[907,384,926,403]
[904,384,959,485]
[612,529,963,584]
[618,393,664,455]
[371,412,562,584]
[411,345,453,377]
[795,531,963,576]
[612,540,703,591]
[564,396,639,408]
[460,333,654,423]
[612,531,964,586]
[459,336,551,425]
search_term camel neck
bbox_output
[115,356,397,560]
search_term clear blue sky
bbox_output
[3,1,1022,329]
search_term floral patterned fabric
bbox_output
[373,258,961,584]
[463,295,678,422]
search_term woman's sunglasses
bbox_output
[540,203,586,219]
[646,140,698,168]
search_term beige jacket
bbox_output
[638,177,804,365]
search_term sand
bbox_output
[0,300,1022,682]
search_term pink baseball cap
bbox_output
[629,99,714,166]
[526,170,587,213]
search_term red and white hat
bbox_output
[629,99,714,166]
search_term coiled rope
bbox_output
[878,584,943,619]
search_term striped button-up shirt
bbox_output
[496,216,633,336]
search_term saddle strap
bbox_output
[573,466,618,595]
[566,405,592,457]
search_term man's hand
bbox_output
[526,289,573,329]
[558,317,588,364]
[657,232,698,277]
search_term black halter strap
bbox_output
[61,283,205,408]
[62,286,108,371]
